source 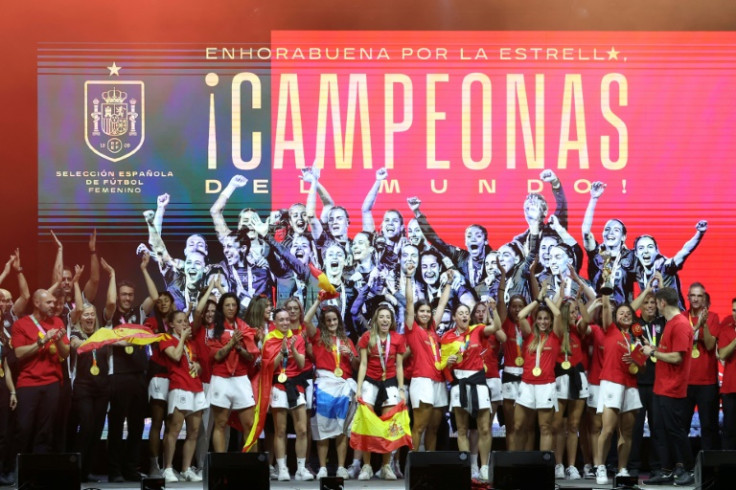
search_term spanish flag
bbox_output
[349,399,413,453]
[77,325,170,354]
[309,264,338,297]
[242,328,293,452]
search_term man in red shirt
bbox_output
[717,299,736,450]
[11,289,70,453]
[642,287,694,486]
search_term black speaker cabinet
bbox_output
[320,476,345,490]
[405,451,471,490]
[141,476,165,490]
[16,453,81,490]
[492,450,555,490]
[695,450,736,489]
[204,451,270,490]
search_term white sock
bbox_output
[297,457,306,470]
[353,458,361,468]
[471,452,479,467]
[277,457,287,470]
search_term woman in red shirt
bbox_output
[160,311,207,483]
[355,305,407,481]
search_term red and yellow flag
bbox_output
[349,399,413,453]
[77,325,170,354]
[309,264,338,297]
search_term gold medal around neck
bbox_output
[49,344,57,355]
[334,367,344,377]
[651,356,657,363]
[381,373,387,381]
[515,356,524,367]
[90,365,100,376]
[277,373,288,383]
[561,361,572,370]
[434,361,441,370]
[532,367,542,377]
[125,346,134,354]
[190,370,198,378]
[629,364,639,375]
[692,346,701,359]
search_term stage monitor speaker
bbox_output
[204,451,270,490]
[141,476,165,490]
[16,452,81,490]
[695,450,736,489]
[492,450,555,490]
[404,451,471,490]
[320,476,344,490]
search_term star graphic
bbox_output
[107,62,121,76]
[607,47,620,60]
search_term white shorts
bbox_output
[449,370,491,414]
[587,384,600,409]
[556,371,590,400]
[306,378,314,410]
[360,380,400,409]
[596,380,642,414]
[486,378,503,403]
[270,386,306,410]
[168,389,208,415]
[502,367,523,401]
[208,374,256,410]
[409,377,448,408]
[517,381,558,411]
[148,377,169,402]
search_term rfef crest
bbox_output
[84,81,145,162]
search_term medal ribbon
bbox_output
[690,314,701,347]
[332,337,341,370]
[428,335,440,367]
[535,333,546,371]
[376,334,391,378]
[515,324,523,360]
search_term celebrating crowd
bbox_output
[0,166,731,488]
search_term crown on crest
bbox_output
[101,87,127,104]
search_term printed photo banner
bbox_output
[38,31,736,309]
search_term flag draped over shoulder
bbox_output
[77,325,169,354]
[349,399,413,453]
[242,328,293,452]
[311,374,357,440]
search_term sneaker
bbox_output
[162,468,179,484]
[596,465,609,485]
[583,464,595,479]
[336,466,350,479]
[348,464,362,480]
[316,467,328,479]
[380,464,397,480]
[295,467,315,481]
[566,465,581,480]
[555,463,565,479]
[270,464,278,480]
[471,463,480,479]
[148,458,162,478]
[673,467,694,486]
[479,465,489,481]
[644,469,674,485]
[391,458,404,479]
[278,466,291,481]
[616,467,630,477]
[181,467,202,482]
[358,464,373,481]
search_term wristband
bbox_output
[36,338,43,347]
[15,267,23,273]
[9,392,15,396]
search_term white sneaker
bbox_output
[347,464,361,480]
[162,467,179,484]
[566,465,581,480]
[295,467,315,481]
[391,458,404,479]
[181,467,202,482]
[583,464,595,479]
[336,466,350,479]
[479,465,489,481]
[555,463,565,479]
[316,467,328,479]
[278,466,291,481]
[380,464,397,480]
[358,464,373,480]
[596,465,609,485]
[471,463,480,479]
[148,458,162,478]
[270,464,278,480]
[616,467,630,477]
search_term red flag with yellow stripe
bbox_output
[349,399,413,453]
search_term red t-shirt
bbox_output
[521,330,561,385]
[358,331,406,381]
[501,317,525,369]
[309,329,357,380]
[600,323,638,388]
[441,324,487,373]
[557,328,585,367]
[686,311,720,385]
[654,313,693,398]
[193,325,213,384]
[207,318,260,378]
[294,323,315,373]
[271,333,307,393]
[405,322,443,382]
[587,324,605,385]
[12,315,70,388]
[717,318,736,394]
[483,334,501,379]
[160,336,204,393]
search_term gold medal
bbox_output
[561,361,571,370]
[514,356,524,367]
[692,346,700,359]
[277,372,287,383]
[334,367,344,377]
[90,365,100,376]
[629,364,639,375]
[532,367,542,377]
[651,356,657,363]
[190,370,198,378]
[0,367,4,378]
[434,361,441,370]
[49,344,57,355]
[125,346,134,354]
[455,353,463,365]
[381,373,387,381]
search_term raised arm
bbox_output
[100,258,117,322]
[139,254,156,316]
[10,251,30,316]
[83,229,100,302]
[69,265,85,326]
[581,181,605,252]
[601,294,613,330]
[303,299,320,338]
[361,167,388,233]
[404,266,416,329]
[192,275,218,331]
[672,220,707,267]
[540,169,569,229]
[153,193,169,234]
[434,272,454,327]
[631,271,662,312]
[50,230,64,285]
[0,255,11,286]
[210,175,248,240]
[301,167,324,240]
